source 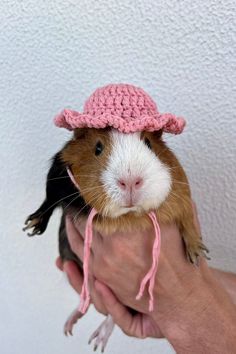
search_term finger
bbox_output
[73,217,87,238]
[89,278,108,315]
[65,216,85,261]
[55,256,63,271]
[95,280,134,335]
[63,260,84,294]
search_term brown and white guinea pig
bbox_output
[24,126,208,266]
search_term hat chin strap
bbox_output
[66,166,80,190]
[67,167,161,314]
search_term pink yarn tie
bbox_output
[67,167,80,190]
[78,207,98,314]
[67,168,161,314]
[78,209,161,314]
[136,211,161,311]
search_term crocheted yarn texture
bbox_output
[54,83,186,134]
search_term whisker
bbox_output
[168,166,181,171]
[63,194,81,212]
[47,173,97,182]
[94,155,109,169]
[172,179,189,186]
[47,175,75,181]
[72,192,107,223]
[38,191,80,217]
[169,190,187,203]
[79,186,103,194]
[73,204,89,223]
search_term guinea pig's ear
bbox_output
[73,128,88,140]
[153,129,163,140]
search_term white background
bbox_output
[0,1,235,353]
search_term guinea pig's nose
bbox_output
[117,177,143,191]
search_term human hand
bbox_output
[59,206,236,352]
[73,207,236,354]
[56,218,163,338]
[56,231,107,317]
[65,205,206,317]
[58,204,204,338]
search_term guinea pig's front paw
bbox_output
[23,211,47,236]
[185,239,210,265]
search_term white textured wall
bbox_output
[0,0,235,353]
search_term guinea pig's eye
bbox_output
[95,141,104,156]
[144,138,152,150]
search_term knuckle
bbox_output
[123,328,132,337]
[93,302,107,315]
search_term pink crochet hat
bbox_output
[54,83,186,134]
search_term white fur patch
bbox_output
[101,130,172,218]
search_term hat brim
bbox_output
[54,109,186,134]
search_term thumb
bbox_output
[95,280,133,334]
[63,260,84,294]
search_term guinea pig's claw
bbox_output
[24,215,33,225]
[187,241,210,265]
[202,250,211,261]
[88,315,114,353]
[23,217,40,231]
[23,217,42,236]
[64,308,83,337]
[26,229,41,237]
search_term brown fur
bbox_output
[62,127,113,215]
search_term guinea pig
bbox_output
[24,126,208,260]
[23,126,208,350]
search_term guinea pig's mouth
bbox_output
[123,206,137,211]
[123,203,134,208]
[106,204,145,218]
